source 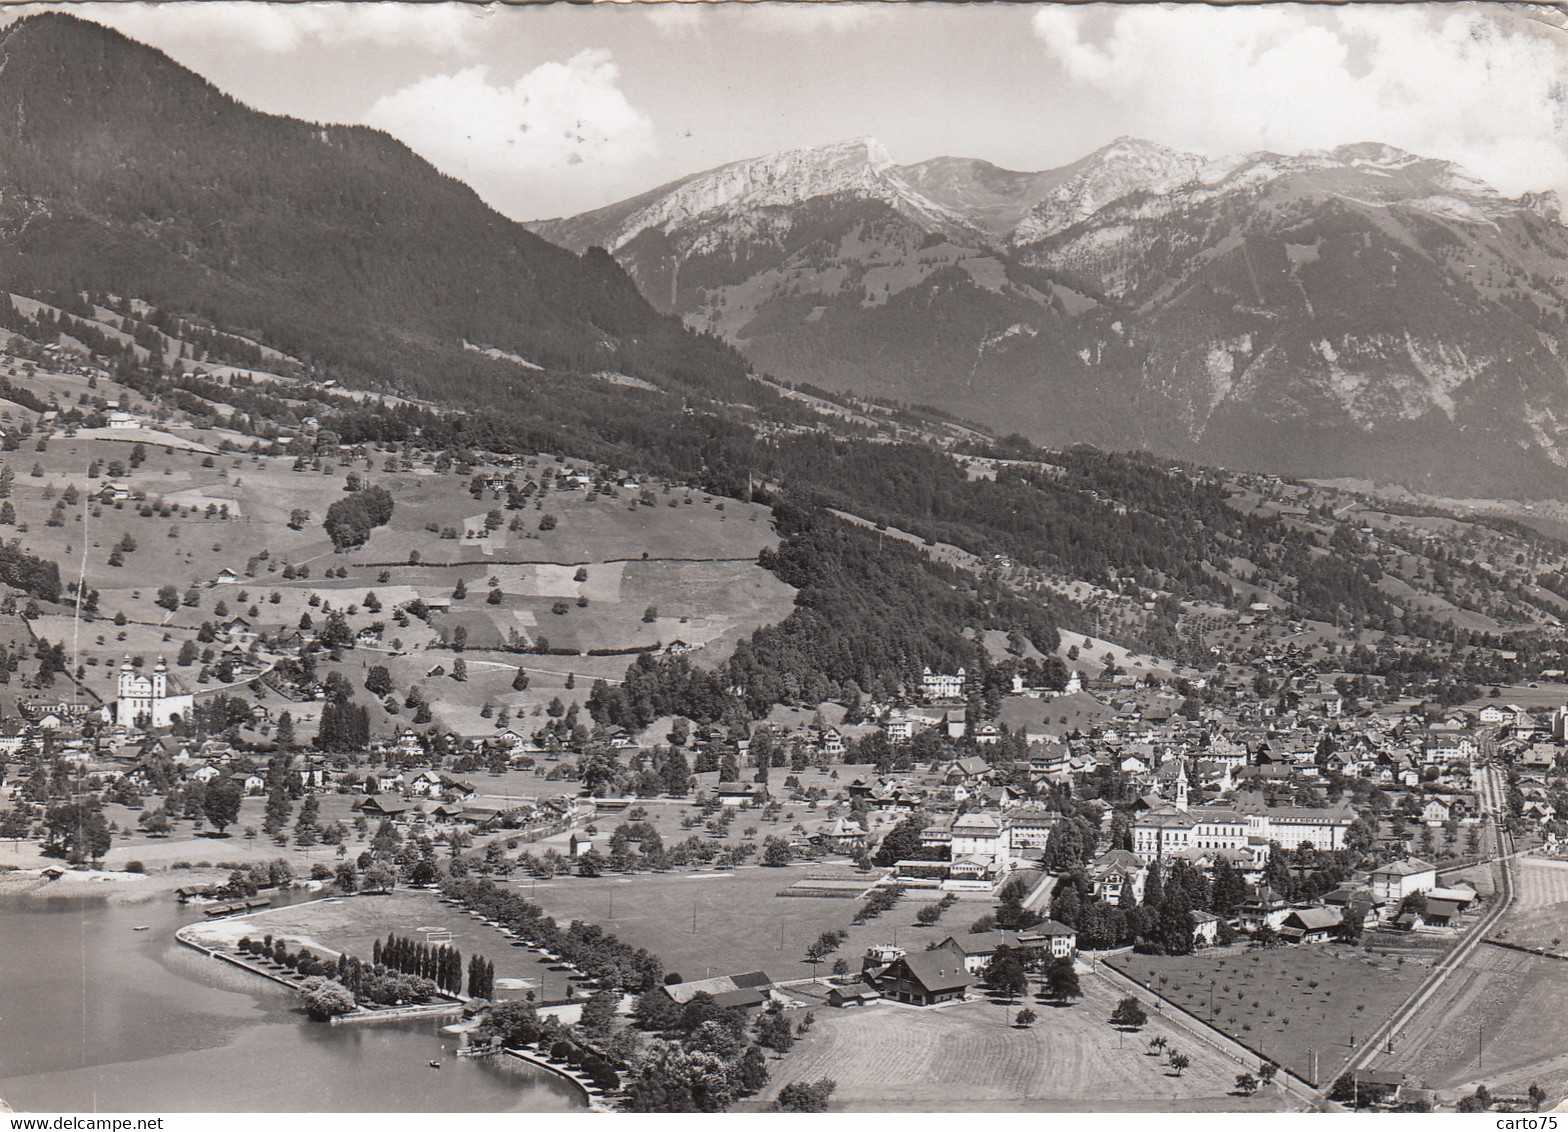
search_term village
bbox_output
[0,310,1562,1114]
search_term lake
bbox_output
[0,890,585,1112]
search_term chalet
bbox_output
[1422,897,1465,927]
[827,981,882,1008]
[1520,744,1557,770]
[715,781,768,808]
[1237,886,1291,933]
[356,796,414,818]
[1017,919,1077,960]
[1190,909,1221,948]
[874,951,971,1006]
[1350,1069,1405,1108]
[1028,741,1071,777]
[1089,849,1147,904]
[1421,798,1451,825]
[662,971,774,1013]
[947,855,997,880]
[406,770,445,797]
[812,817,868,853]
[215,568,240,585]
[1278,906,1341,944]
[937,931,1023,975]
[944,755,991,785]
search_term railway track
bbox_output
[1334,763,1516,1096]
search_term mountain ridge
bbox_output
[531,133,1568,496]
[0,11,752,408]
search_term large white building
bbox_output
[1369,857,1437,904]
[1248,806,1355,851]
[922,666,965,702]
[1132,762,1250,861]
[113,657,194,729]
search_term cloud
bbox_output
[644,2,706,37]
[62,1,490,55]
[363,50,656,176]
[746,2,890,35]
[1030,4,1568,197]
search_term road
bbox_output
[1334,762,1516,1100]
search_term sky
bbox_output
[7,1,1568,221]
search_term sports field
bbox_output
[518,864,990,983]
[182,888,560,1000]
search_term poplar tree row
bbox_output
[467,954,495,1000]
[372,932,467,996]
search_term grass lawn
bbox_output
[93,793,374,873]
[1490,857,1568,954]
[1108,942,1432,1087]
[748,977,1293,1112]
[0,394,796,737]
[513,863,989,983]
[1376,941,1568,1100]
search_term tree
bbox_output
[1156,900,1195,956]
[1168,1051,1190,1077]
[578,987,620,1039]
[298,976,357,1020]
[1235,1073,1258,1096]
[1458,1086,1493,1113]
[1258,1062,1278,1088]
[1015,1007,1037,1028]
[982,951,1028,1000]
[317,701,370,752]
[1110,996,1148,1030]
[773,1078,836,1112]
[806,930,843,962]
[1044,956,1080,1002]
[365,665,392,696]
[633,988,682,1031]
[738,1045,769,1096]
[760,835,792,867]
[155,585,180,612]
[203,781,243,835]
